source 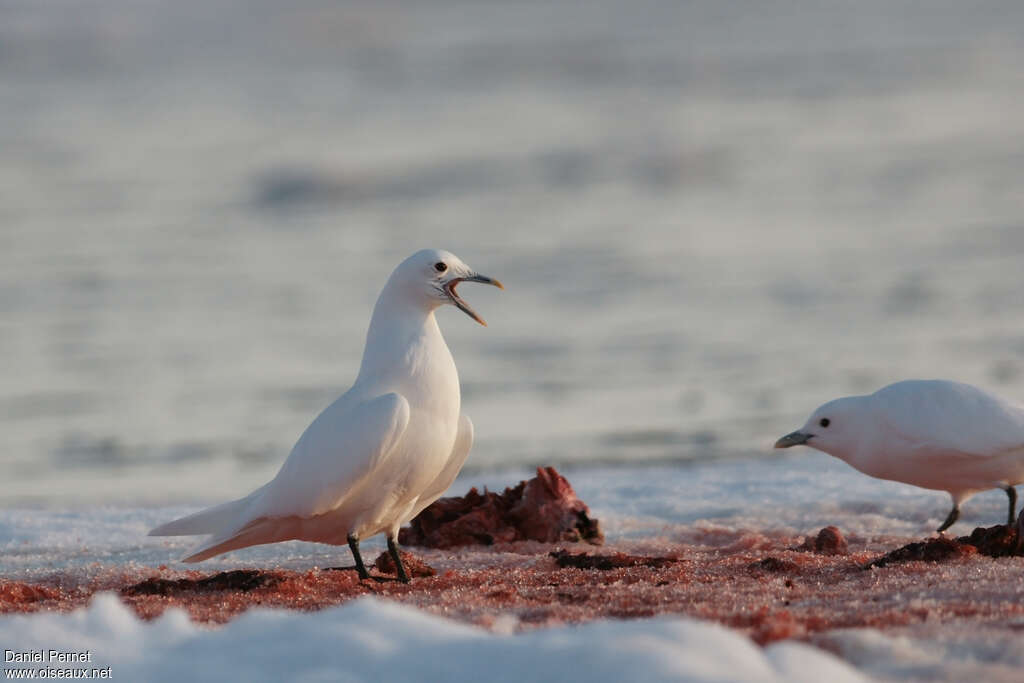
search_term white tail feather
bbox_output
[149,489,262,537]
[180,516,301,563]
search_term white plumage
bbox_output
[150,249,502,581]
[776,379,1024,532]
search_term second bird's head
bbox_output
[386,249,504,326]
[773,395,865,461]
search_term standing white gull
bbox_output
[775,379,1024,532]
[150,249,503,582]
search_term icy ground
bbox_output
[0,452,1010,576]
[2,452,1023,681]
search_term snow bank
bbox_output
[0,594,865,683]
[819,625,1024,683]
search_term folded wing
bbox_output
[874,380,1024,458]
[251,391,411,520]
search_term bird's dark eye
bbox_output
[819,418,831,428]
[434,262,447,273]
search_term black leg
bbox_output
[936,504,959,533]
[1005,486,1017,526]
[348,534,370,580]
[387,535,410,584]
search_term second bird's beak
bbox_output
[774,431,813,448]
[444,274,504,326]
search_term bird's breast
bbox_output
[400,335,461,417]
[355,313,462,462]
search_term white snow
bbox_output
[819,625,1024,683]
[0,594,866,683]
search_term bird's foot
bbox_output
[323,564,373,580]
[370,575,409,584]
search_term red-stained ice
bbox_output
[4,471,1024,649]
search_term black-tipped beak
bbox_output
[444,273,504,326]
[774,430,813,448]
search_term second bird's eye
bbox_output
[434,262,447,272]
[819,418,831,428]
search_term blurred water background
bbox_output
[3,0,1024,504]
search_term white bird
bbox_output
[775,379,1024,532]
[150,249,503,582]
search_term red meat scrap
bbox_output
[399,466,604,548]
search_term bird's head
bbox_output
[774,395,865,460]
[387,249,504,326]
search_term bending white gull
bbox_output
[150,249,503,582]
[775,379,1024,532]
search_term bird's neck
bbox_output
[355,295,457,398]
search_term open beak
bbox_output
[774,431,813,448]
[444,273,504,326]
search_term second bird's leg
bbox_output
[1004,485,1017,526]
[936,505,959,533]
[387,535,410,583]
[348,534,370,580]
